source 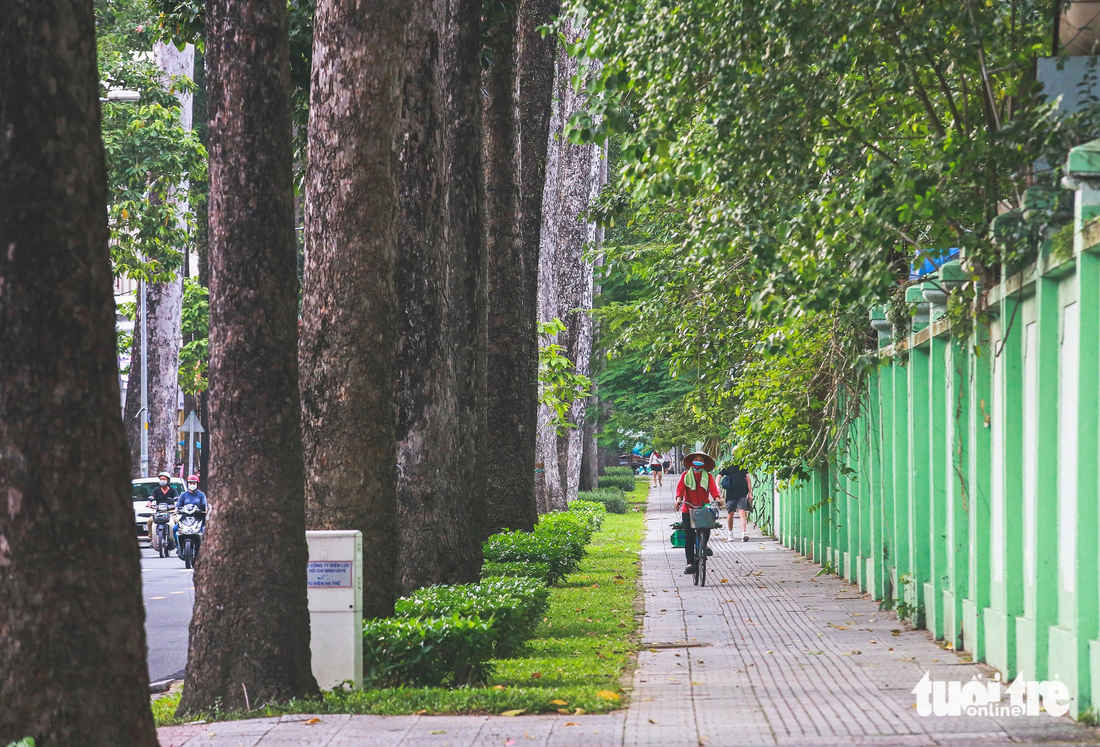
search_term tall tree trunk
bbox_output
[395,0,486,593]
[0,2,158,743]
[579,390,598,493]
[300,0,409,620]
[145,42,195,476]
[178,0,319,714]
[482,0,560,536]
[123,314,144,476]
[145,278,182,473]
[535,15,602,511]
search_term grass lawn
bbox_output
[153,480,648,725]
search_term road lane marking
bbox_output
[150,596,166,600]
[170,591,185,594]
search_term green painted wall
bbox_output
[771,138,1100,718]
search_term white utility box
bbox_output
[306,530,363,690]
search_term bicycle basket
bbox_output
[689,507,718,530]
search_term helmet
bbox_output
[157,471,171,480]
[186,475,199,483]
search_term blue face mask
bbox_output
[693,461,704,468]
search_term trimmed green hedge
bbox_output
[577,489,627,514]
[480,560,551,583]
[603,466,635,477]
[362,614,496,687]
[597,474,636,492]
[482,504,601,583]
[567,498,608,526]
[394,578,549,656]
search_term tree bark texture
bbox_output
[178,0,319,714]
[0,2,158,744]
[481,0,561,536]
[300,0,410,620]
[395,0,486,593]
[535,16,602,513]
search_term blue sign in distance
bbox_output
[307,560,353,589]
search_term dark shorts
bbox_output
[728,494,750,512]
[651,463,663,473]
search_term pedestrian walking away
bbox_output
[719,460,752,542]
[648,449,664,487]
[674,451,721,575]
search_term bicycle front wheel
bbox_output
[698,530,709,587]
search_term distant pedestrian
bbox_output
[649,449,664,487]
[719,461,752,542]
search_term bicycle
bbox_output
[688,503,720,587]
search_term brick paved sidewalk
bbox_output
[158,482,1100,747]
[624,480,1098,747]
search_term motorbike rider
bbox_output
[147,471,178,550]
[174,475,207,558]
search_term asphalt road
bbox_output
[140,540,193,682]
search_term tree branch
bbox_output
[933,60,967,135]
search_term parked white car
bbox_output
[132,477,185,540]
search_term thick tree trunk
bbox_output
[394,0,486,593]
[482,0,559,536]
[178,0,319,714]
[0,2,158,744]
[300,0,409,620]
[535,16,602,511]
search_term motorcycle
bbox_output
[176,503,206,569]
[152,500,174,558]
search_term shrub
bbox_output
[603,466,635,477]
[567,498,607,528]
[394,578,549,655]
[480,560,551,584]
[576,490,627,514]
[536,510,596,546]
[362,614,496,688]
[484,522,588,583]
[597,474,636,492]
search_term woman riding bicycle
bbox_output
[675,451,721,575]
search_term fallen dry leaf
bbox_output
[557,709,570,715]
[549,699,568,705]
[564,722,578,727]
[720,579,728,583]
[493,685,506,690]
[596,690,620,701]
[303,718,322,725]
[574,708,586,716]
[649,719,658,724]
[500,709,525,717]
[414,710,428,715]
[530,672,543,679]
[430,730,446,735]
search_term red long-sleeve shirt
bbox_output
[675,469,720,512]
